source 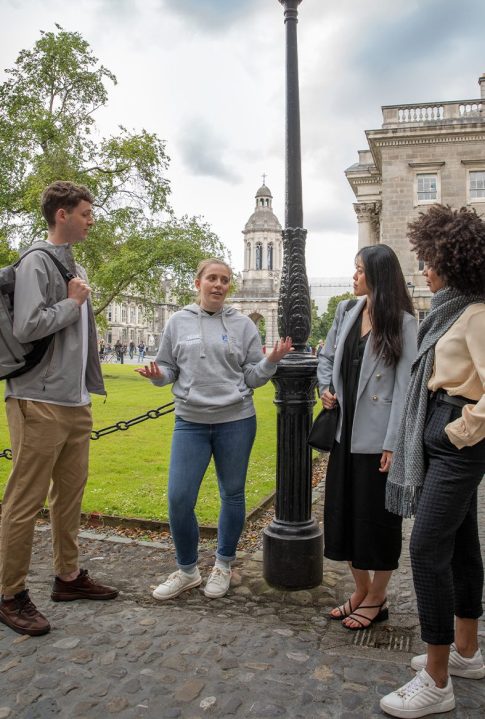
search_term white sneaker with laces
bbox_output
[204,566,231,598]
[152,568,201,601]
[411,642,485,679]
[380,669,455,718]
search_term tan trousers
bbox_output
[0,399,92,596]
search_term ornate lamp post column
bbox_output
[263,0,323,590]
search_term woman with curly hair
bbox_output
[381,205,485,718]
[318,244,416,630]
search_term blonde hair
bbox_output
[195,258,232,281]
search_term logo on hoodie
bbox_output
[181,334,201,345]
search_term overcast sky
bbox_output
[1,0,484,277]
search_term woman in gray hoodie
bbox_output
[136,259,291,600]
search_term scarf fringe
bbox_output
[385,480,421,519]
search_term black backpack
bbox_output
[0,248,74,380]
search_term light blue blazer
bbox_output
[317,297,417,454]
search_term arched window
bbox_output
[246,242,251,269]
[267,243,274,270]
[255,242,262,270]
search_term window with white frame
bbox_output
[418,310,429,325]
[469,170,485,200]
[416,173,438,203]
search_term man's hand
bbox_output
[134,362,165,381]
[68,277,91,306]
[266,337,293,363]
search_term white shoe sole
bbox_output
[152,576,201,601]
[411,656,485,680]
[203,585,230,599]
[203,576,231,599]
[380,695,455,718]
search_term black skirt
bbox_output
[323,315,402,570]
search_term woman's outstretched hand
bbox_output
[134,362,165,381]
[266,337,293,363]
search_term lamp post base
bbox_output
[263,517,323,590]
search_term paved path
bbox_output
[0,483,484,718]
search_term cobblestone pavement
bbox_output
[0,482,484,718]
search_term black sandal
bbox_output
[342,598,389,631]
[329,597,355,620]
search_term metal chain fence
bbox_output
[0,401,175,459]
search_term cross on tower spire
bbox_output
[262,173,267,185]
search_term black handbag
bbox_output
[308,384,339,451]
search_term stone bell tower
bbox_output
[229,181,283,347]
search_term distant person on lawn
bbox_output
[0,181,118,638]
[136,258,291,600]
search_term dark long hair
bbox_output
[357,244,414,367]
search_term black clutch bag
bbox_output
[308,383,339,451]
[307,406,339,451]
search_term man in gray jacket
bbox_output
[0,181,118,637]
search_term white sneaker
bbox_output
[411,642,485,679]
[203,566,231,598]
[380,669,455,718]
[152,569,201,601]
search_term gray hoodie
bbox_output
[153,303,277,423]
[5,240,105,404]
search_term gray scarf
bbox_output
[385,288,484,518]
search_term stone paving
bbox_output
[0,482,484,718]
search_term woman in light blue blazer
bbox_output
[317,244,417,630]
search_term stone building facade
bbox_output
[346,73,485,317]
[229,182,283,346]
[100,281,179,352]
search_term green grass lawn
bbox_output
[0,366,292,525]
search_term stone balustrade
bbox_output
[382,99,483,127]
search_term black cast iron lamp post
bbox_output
[262,0,323,590]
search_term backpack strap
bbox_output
[15,248,75,283]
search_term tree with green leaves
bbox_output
[0,26,225,312]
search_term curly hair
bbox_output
[407,204,485,295]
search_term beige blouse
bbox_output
[428,303,485,448]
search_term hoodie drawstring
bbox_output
[197,313,206,358]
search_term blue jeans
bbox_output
[168,415,257,570]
